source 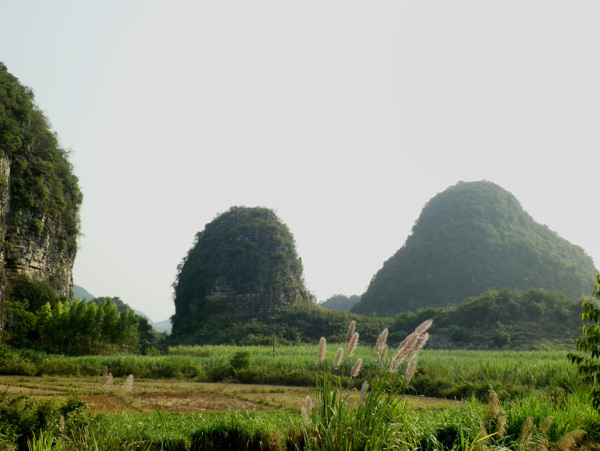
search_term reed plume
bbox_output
[539,416,554,435]
[318,337,327,362]
[350,358,362,378]
[348,332,359,356]
[490,390,500,417]
[375,328,388,352]
[414,319,433,335]
[345,321,356,351]
[519,417,533,445]
[102,366,113,393]
[405,353,418,383]
[358,381,369,404]
[123,374,134,397]
[379,344,388,363]
[334,347,343,368]
[414,332,430,352]
[495,413,507,439]
[301,395,313,423]
[556,430,586,451]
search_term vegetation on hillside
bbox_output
[319,294,360,312]
[169,287,589,351]
[388,288,592,350]
[0,62,82,253]
[171,206,312,341]
[353,181,596,316]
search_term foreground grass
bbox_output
[19,390,600,450]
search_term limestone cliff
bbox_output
[0,63,81,307]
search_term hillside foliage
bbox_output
[319,294,360,312]
[0,62,82,252]
[171,206,311,341]
[352,181,596,316]
[169,288,588,350]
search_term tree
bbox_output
[568,273,600,409]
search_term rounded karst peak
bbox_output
[171,206,312,342]
[351,180,596,316]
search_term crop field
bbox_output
[1,346,599,450]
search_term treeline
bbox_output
[177,288,591,349]
[2,276,163,355]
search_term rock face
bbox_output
[351,181,596,317]
[3,206,75,297]
[171,206,312,342]
[0,63,81,309]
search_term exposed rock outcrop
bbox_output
[0,63,81,312]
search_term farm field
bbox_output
[0,375,458,414]
[2,346,600,449]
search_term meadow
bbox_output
[1,343,599,449]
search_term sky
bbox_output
[1,1,599,323]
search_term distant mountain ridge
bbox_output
[352,180,596,316]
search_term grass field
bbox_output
[2,345,599,449]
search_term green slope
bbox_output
[352,181,596,316]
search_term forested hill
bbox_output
[352,181,596,317]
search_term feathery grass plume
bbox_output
[414,318,433,335]
[122,374,134,396]
[300,394,313,423]
[556,430,586,451]
[375,328,388,352]
[317,337,327,362]
[348,332,359,355]
[102,366,113,393]
[478,423,488,441]
[379,344,388,363]
[490,390,500,417]
[350,358,362,378]
[539,416,554,435]
[59,415,65,433]
[405,353,418,383]
[301,406,309,424]
[334,347,344,368]
[345,320,356,351]
[519,417,533,445]
[358,381,369,404]
[300,395,313,423]
[396,332,419,356]
[389,350,404,373]
[495,413,507,439]
[532,439,549,451]
[414,332,430,352]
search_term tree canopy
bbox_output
[352,181,596,316]
[171,206,312,341]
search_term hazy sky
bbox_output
[1,1,598,322]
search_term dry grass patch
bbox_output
[0,375,459,415]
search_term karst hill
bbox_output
[351,181,596,317]
[0,63,82,316]
[171,206,312,342]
